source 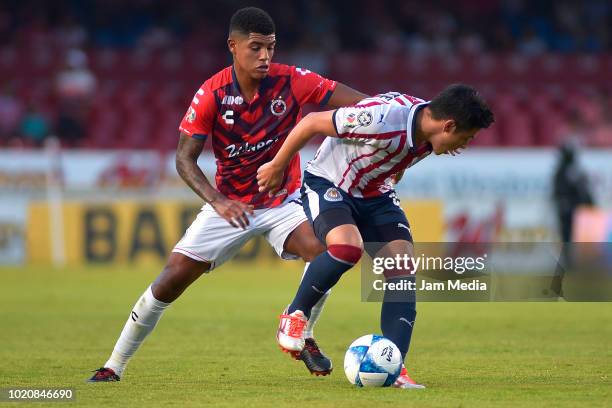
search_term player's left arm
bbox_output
[257,110,335,193]
[290,66,367,108]
[325,82,369,108]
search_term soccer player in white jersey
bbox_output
[257,84,494,388]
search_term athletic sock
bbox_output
[380,277,417,361]
[299,262,331,338]
[288,245,361,318]
[104,285,170,377]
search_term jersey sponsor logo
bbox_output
[222,95,244,105]
[274,188,288,197]
[224,136,279,158]
[357,110,373,126]
[323,187,343,202]
[186,106,196,123]
[270,97,287,116]
[222,110,234,125]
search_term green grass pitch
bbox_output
[1,261,610,407]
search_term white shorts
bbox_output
[173,191,307,270]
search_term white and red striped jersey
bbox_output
[305,92,433,198]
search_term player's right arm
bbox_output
[175,133,253,229]
[178,83,253,229]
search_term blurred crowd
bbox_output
[1,0,610,54]
[0,0,610,149]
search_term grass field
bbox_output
[1,261,610,407]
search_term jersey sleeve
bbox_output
[332,104,407,142]
[178,82,216,140]
[290,66,337,107]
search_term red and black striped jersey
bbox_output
[179,63,337,209]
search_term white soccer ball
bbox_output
[344,334,402,387]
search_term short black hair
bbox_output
[229,7,275,36]
[428,84,494,131]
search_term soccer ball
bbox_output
[343,334,402,387]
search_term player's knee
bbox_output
[152,255,209,302]
[325,224,362,249]
[328,244,363,265]
[151,267,185,302]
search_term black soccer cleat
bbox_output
[87,367,120,382]
[299,338,333,376]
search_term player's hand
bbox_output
[256,162,284,195]
[210,195,254,229]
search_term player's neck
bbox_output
[233,64,261,102]
[413,107,428,145]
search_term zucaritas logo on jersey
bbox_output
[270,97,287,116]
[324,187,343,202]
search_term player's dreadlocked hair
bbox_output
[429,84,494,131]
[229,7,275,36]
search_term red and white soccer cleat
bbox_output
[393,366,426,389]
[277,309,307,359]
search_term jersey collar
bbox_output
[231,65,272,103]
[406,102,429,148]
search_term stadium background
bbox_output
[1,1,611,407]
[1,0,612,265]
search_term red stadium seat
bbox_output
[116,109,154,149]
[85,109,121,149]
[492,92,519,114]
[591,125,612,147]
[498,109,536,146]
[471,125,500,147]
[532,109,569,146]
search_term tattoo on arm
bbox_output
[175,133,220,203]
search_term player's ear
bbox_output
[227,37,236,55]
[443,119,456,134]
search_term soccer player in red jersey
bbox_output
[89,7,367,382]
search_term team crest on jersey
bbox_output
[186,106,196,123]
[270,97,287,116]
[357,110,373,126]
[324,187,342,202]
